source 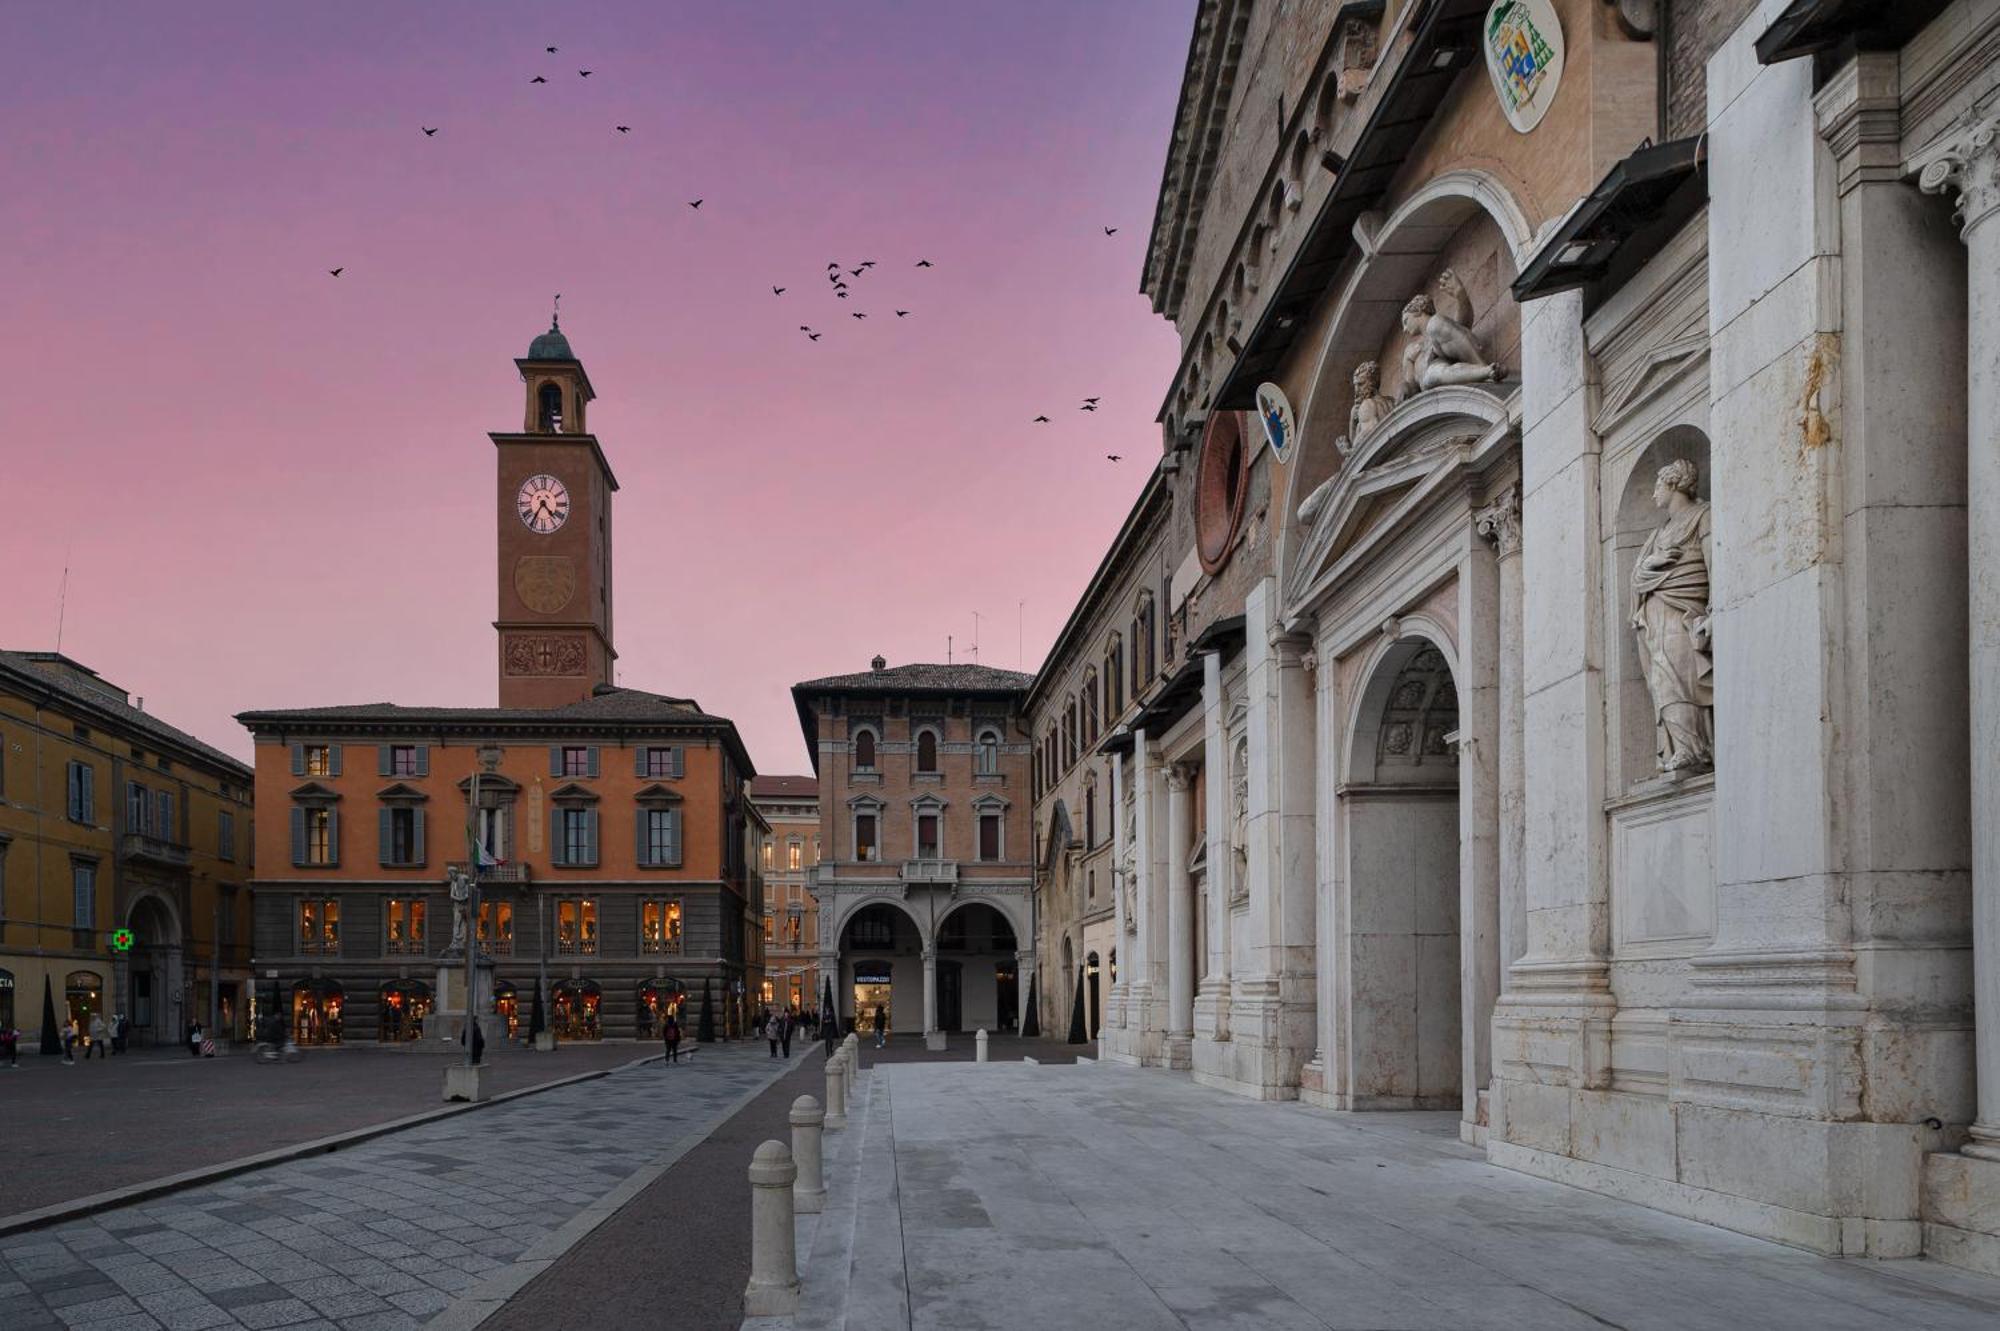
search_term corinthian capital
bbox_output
[1474,487,1522,557]
[1918,109,2000,239]
[1165,762,1195,793]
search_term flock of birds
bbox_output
[326,43,1130,461]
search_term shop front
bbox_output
[291,978,344,1044]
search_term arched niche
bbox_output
[1609,426,1712,791]
[1279,171,1533,584]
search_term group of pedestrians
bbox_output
[760,1006,800,1058]
[58,1012,133,1063]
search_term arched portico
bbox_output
[125,891,185,1047]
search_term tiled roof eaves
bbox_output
[0,653,252,780]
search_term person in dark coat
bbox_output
[661,1012,682,1063]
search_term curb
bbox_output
[426,1046,820,1331]
[0,1052,671,1239]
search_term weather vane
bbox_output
[551,292,561,328]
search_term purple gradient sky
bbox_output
[2,3,1190,772]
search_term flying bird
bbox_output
[807,332,821,341]
[915,259,933,267]
[1103,226,1118,235]
[1083,397,1100,404]
[848,267,864,277]
[615,125,631,133]
[687,199,703,209]
[422,127,438,136]
[1106,454,1123,462]
[859,260,877,269]
[773,286,786,296]
[1033,415,1050,424]
[1080,403,1098,412]
[851,312,866,319]
[328,267,343,277]
[827,262,840,270]
[546,45,558,53]
[578,69,592,77]
[895,310,909,317]
[530,75,547,84]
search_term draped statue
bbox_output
[1630,459,1714,774]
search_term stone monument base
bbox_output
[1923,1150,2000,1276]
[442,1062,490,1103]
[924,1030,947,1052]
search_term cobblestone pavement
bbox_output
[0,1042,797,1331]
[1,1041,655,1217]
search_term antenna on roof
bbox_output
[1019,600,1024,671]
[55,546,71,654]
[947,635,953,665]
[971,611,982,664]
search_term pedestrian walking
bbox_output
[186,1021,203,1058]
[62,1018,78,1064]
[765,1011,781,1057]
[88,1012,109,1060]
[873,1005,887,1049]
[661,1012,681,1064]
[112,1012,129,1054]
[1,1023,19,1068]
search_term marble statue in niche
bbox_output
[1399,268,1505,398]
[1335,359,1395,460]
[1229,736,1250,905]
[1631,458,1714,774]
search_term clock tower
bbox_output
[492,315,618,709]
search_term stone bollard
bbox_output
[825,1053,848,1130]
[743,1141,800,1316]
[976,1027,989,1062]
[791,1095,826,1214]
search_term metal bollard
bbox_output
[743,1140,800,1315]
[791,1095,826,1214]
[976,1027,989,1062]
[825,1053,848,1130]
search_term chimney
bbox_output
[135,696,144,712]
[870,655,887,672]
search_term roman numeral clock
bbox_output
[517,473,570,534]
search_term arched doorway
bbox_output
[932,902,1018,1034]
[127,894,182,1047]
[840,903,921,1037]
[65,970,105,1033]
[552,979,601,1040]
[378,980,432,1042]
[1342,638,1462,1109]
[291,978,343,1045]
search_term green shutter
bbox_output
[291,807,306,866]
[635,747,649,777]
[290,743,305,776]
[672,747,685,779]
[329,746,344,777]
[379,808,394,866]
[550,746,563,778]
[412,809,426,866]
[586,747,601,779]
[377,746,392,777]
[327,809,340,867]
[585,809,599,865]
[637,810,651,866]
[667,809,682,866]
[415,746,430,777]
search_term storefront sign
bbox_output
[1484,0,1564,134]
[1255,382,1296,462]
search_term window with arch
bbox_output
[537,382,564,433]
[914,727,940,774]
[1134,594,1157,691]
[974,728,1001,776]
[850,799,882,863]
[1105,634,1124,716]
[1082,670,1099,745]
[1063,698,1077,769]
[1084,782,1097,849]
[852,727,878,773]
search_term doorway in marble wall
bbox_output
[1342,638,1462,1109]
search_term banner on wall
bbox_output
[1484,0,1565,134]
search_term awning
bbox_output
[1511,137,1707,304]
[1755,0,1952,66]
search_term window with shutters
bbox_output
[914,727,940,773]
[556,898,598,955]
[788,838,802,870]
[641,746,683,779]
[556,807,596,866]
[127,781,150,834]
[381,806,423,867]
[71,859,97,929]
[388,745,421,777]
[855,812,879,862]
[66,761,95,823]
[385,898,427,954]
[218,811,236,862]
[298,898,340,954]
[478,900,514,954]
[642,899,683,954]
[979,811,1002,861]
[156,791,174,841]
[304,745,333,777]
[304,808,334,865]
[639,807,683,867]
[916,811,941,860]
[975,729,1001,776]
[560,746,592,777]
[476,804,509,864]
[852,727,878,773]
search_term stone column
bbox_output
[1458,510,1504,1141]
[920,946,940,1050]
[1300,639,1337,1108]
[1163,762,1196,1068]
[1921,107,2000,1159]
[1108,748,1127,1031]
[1194,650,1232,1061]
[1477,490,1527,989]
[1015,949,1036,1034]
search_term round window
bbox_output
[1195,412,1251,573]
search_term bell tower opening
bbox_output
[537,381,564,433]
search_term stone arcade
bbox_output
[1033,0,2000,1278]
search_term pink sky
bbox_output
[2,3,1189,773]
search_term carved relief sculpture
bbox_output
[1399,269,1505,400]
[1630,459,1714,773]
[1334,360,1394,460]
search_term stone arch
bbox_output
[126,890,183,945]
[828,893,931,953]
[1278,168,1534,585]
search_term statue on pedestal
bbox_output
[1399,269,1505,398]
[1631,459,1714,774]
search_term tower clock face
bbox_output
[517,474,570,534]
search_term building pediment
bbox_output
[634,783,683,804]
[375,782,428,803]
[548,782,599,804]
[288,781,340,803]
[455,772,521,795]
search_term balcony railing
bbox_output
[121,833,191,869]
[900,858,959,886]
[449,862,532,885]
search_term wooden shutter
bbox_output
[672,747,685,779]
[329,746,344,777]
[551,808,564,865]
[586,747,601,779]
[378,808,394,866]
[412,809,426,866]
[584,809,599,865]
[326,809,340,867]
[635,747,650,777]
[550,746,564,778]
[81,765,94,821]
[158,792,174,841]
[637,811,652,866]
[290,743,305,776]
[377,746,392,777]
[666,809,682,867]
[415,746,430,777]
[291,807,307,867]
[128,782,146,834]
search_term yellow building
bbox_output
[0,651,255,1050]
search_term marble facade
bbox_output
[1056,0,2000,1280]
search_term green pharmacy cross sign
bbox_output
[110,928,135,953]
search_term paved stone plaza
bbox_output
[766,1061,2000,1331]
[0,1043,795,1331]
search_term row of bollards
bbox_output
[745,1036,865,1315]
